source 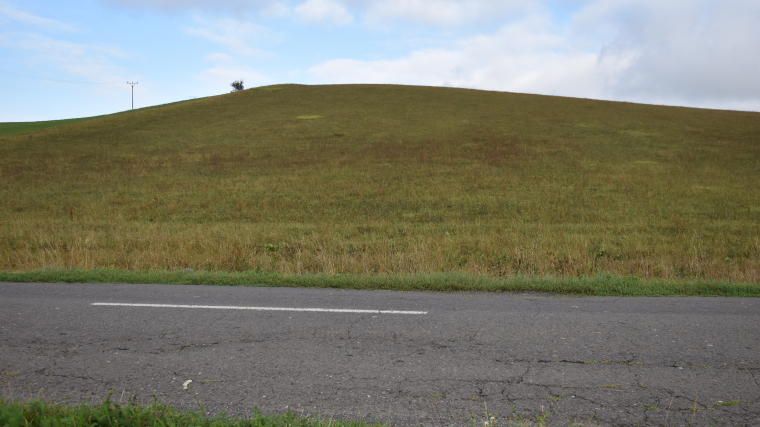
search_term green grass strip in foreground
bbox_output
[0,398,383,427]
[1,269,758,297]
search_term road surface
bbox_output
[1,282,758,426]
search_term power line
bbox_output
[0,69,123,85]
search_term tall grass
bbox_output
[0,398,385,427]
[1,84,758,283]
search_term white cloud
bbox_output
[308,0,760,111]
[587,0,760,104]
[0,1,77,31]
[99,0,536,28]
[259,1,290,18]
[186,17,277,56]
[363,0,534,28]
[0,32,130,83]
[205,52,234,62]
[308,15,604,93]
[101,0,281,13]
[196,52,272,91]
[295,0,353,26]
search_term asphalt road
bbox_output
[1,282,759,427]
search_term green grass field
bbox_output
[0,117,98,137]
[1,84,758,291]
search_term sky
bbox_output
[1,0,759,122]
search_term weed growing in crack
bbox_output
[420,393,444,398]
[568,419,594,427]
[182,379,206,418]
[432,401,442,426]
[532,407,551,427]
[712,400,743,408]
[1,373,21,377]
[664,396,675,426]
[505,404,525,421]
[468,403,501,427]
[690,392,699,426]
[638,404,659,410]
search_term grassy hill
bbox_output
[1,84,758,288]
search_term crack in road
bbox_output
[751,369,760,388]
[496,357,759,371]
[179,342,220,351]
[345,317,362,341]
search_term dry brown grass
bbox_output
[1,84,758,282]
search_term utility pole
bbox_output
[127,81,138,110]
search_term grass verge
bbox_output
[1,269,758,297]
[0,398,384,427]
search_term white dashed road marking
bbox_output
[91,302,427,315]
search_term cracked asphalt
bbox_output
[1,282,759,427]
